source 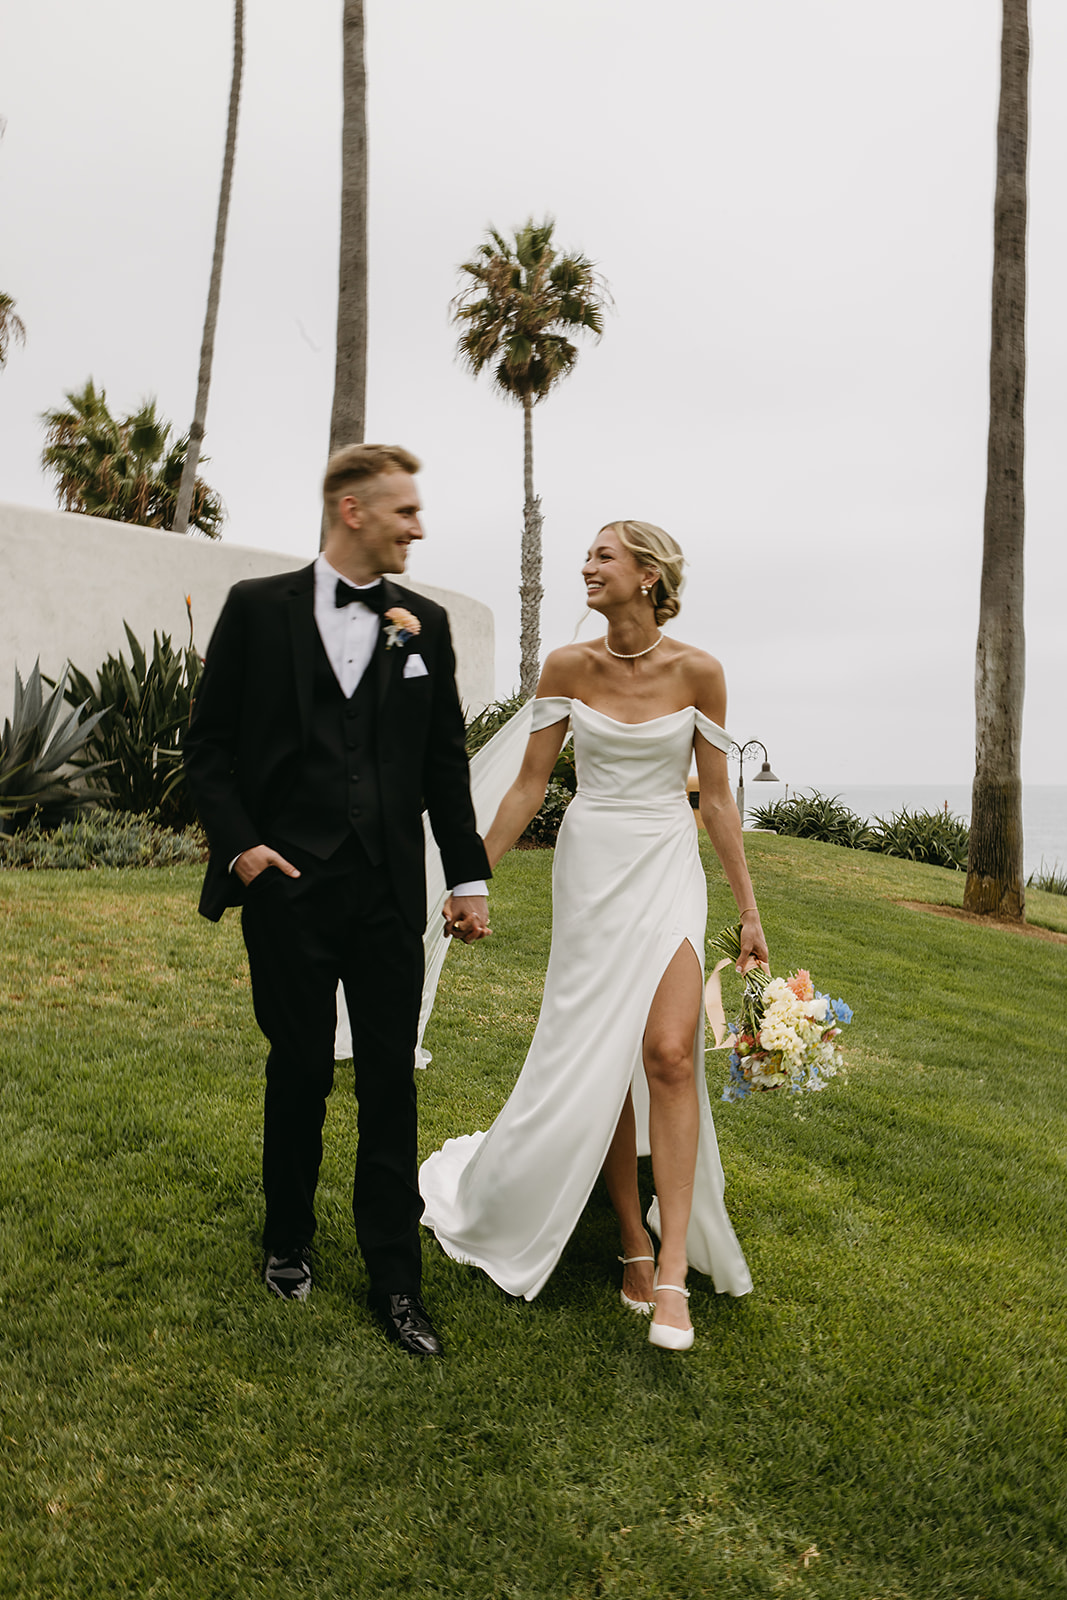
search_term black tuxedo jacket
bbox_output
[184,564,490,929]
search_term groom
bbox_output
[185,444,490,1358]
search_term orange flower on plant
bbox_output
[787,970,814,1002]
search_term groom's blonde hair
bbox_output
[603,521,685,626]
[323,443,422,522]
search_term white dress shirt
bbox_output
[314,552,382,697]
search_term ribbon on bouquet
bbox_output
[703,958,736,1050]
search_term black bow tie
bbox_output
[335,579,385,614]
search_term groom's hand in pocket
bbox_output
[443,894,491,943]
[234,845,301,887]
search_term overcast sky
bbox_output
[1,0,1064,786]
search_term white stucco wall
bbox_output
[0,502,494,713]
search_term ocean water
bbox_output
[744,783,1066,878]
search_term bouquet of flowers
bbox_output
[707,923,853,1103]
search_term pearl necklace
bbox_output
[604,632,663,660]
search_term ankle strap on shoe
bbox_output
[653,1282,690,1297]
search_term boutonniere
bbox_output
[383,607,421,650]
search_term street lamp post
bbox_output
[732,739,781,821]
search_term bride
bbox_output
[420,520,769,1351]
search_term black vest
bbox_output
[270,633,385,864]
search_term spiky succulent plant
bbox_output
[0,661,109,832]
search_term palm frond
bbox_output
[451,218,609,404]
[0,291,28,366]
[39,381,223,537]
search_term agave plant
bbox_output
[749,790,972,870]
[464,693,526,757]
[63,623,204,830]
[1027,860,1067,896]
[748,792,876,850]
[871,808,970,870]
[465,693,576,793]
[0,662,109,832]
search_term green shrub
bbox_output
[0,661,110,832]
[522,779,572,847]
[465,695,575,845]
[750,790,972,870]
[872,806,970,869]
[465,694,525,756]
[0,808,206,870]
[749,791,877,849]
[1027,860,1067,896]
[63,622,203,830]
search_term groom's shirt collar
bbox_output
[313,553,382,697]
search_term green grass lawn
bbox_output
[1,836,1065,1599]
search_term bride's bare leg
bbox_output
[643,943,703,1332]
[602,1091,655,1305]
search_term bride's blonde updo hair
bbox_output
[604,521,686,626]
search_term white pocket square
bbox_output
[403,653,429,679]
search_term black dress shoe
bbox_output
[264,1246,312,1301]
[370,1293,444,1357]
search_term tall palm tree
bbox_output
[453,219,608,696]
[327,1,368,455]
[964,0,1029,921]
[41,380,224,537]
[173,0,244,536]
[0,291,26,368]
[320,0,368,553]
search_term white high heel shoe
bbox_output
[648,1275,694,1352]
[618,1232,656,1314]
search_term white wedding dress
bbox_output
[418,696,753,1302]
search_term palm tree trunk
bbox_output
[174,0,244,536]
[519,395,543,697]
[322,0,368,550]
[964,0,1028,921]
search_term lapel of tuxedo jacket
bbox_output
[285,564,318,744]
[375,578,403,711]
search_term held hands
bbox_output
[235,853,488,944]
[738,911,769,975]
[234,845,301,887]
[443,894,491,944]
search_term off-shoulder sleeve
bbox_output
[695,710,733,754]
[531,695,572,732]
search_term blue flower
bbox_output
[830,997,853,1025]
[722,1078,750,1103]
[722,1058,751,1102]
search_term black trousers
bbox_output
[240,834,425,1295]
